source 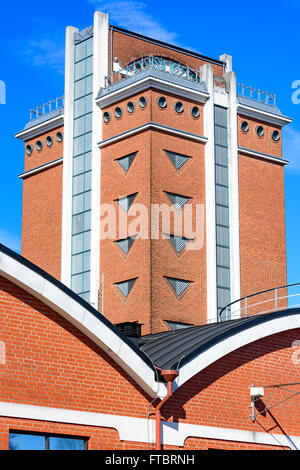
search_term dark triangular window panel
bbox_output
[115,152,137,174]
[164,276,192,300]
[166,320,192,330]
[164,191,191,212]
[115,193,138,212]
[165,150,191,172]
[165,234,192,255]
[114,235,137,255]
[114,277,137,301]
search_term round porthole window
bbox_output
[191,106,200,119]
[240,121,249,133]
[174,101,184,114]
[56,131,63,142]
[115,106,123,119]
[26,144,33,156]
[36,140,43,152]
[46,136,53,147]
[157,96,167,109]
[127,101,135,113]
[139,96,147,108]
[103,112,111,123]
[256,125,264,137]
[271,130,280,142]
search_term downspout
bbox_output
[155,369,179,450]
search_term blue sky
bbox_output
[0,0,300,286]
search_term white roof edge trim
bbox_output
[98,122,208,148]
[18,157,63,179]
[15,115,64,141]
[238,147,289,165]
[237,103,292,126]
[0,250,163,398]
[96,75,209,108]
[177,314,300,389]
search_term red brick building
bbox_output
[15,10,291,334]
[5,11,299,450]
[0,244,300,450]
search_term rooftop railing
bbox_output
[237,83,276,107]
[104,56,202,88]
[219,282,300,321]
[30,96,64,122]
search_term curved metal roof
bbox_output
[137,309,300,370]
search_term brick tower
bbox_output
[15,11,291,335]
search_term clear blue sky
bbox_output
[0,0,300,287]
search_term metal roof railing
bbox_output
[219,282,300,321]
[105,55,202,88]
[237,83,276,107]
[30,96,64,122]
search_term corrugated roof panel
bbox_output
[138,310,299,370]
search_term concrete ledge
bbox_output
[98,121,208,148]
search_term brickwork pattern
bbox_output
[100,88,206,334]
[238,153,287,302]
[21,164,63,280]
[1,275,300,450]
[110,30,223,78]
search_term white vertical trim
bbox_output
[221,54,241,310]
[90,12,109,308]
[61,26,78,286]
[201,64,217,322]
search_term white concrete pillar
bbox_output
[220,53,241,313]
[90,11,109,308]
[61,26,78,286]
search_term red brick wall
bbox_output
[21,163,63,281]
[163,328,300,449]
[0,274,299,450]
[151,132,206,331]
[23,126,64,172]
[237,114,282,157]
[21,125,64,280]
[102,91,204,141]
[238,154,287,304]
[0,275,151,415]
[110,30,223,77]
[0,274,156,449]
[100,131,152,331]
[100,88,206,334]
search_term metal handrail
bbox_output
[219,282,300,321]
[30,96,64,121]
[237,83,276,107]
[105,55,202,88]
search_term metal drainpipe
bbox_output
[155,369,179,450]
